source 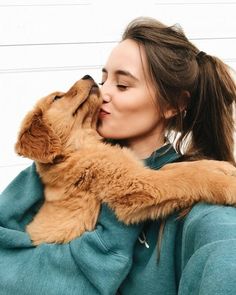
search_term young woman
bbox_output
[0,17,236,294]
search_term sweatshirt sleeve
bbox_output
[178,203,236,295]
[0,164,142,295]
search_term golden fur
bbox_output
[15,77,236,245]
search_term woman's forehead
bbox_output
[104,39,149,79]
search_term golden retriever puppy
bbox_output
[15,76,236,245]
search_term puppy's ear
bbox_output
[15,108,62,163]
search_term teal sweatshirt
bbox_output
[1,144,236,295]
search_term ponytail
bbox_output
[183,53,236,165]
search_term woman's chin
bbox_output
[96,126,110,138]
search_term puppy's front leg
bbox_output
[27,194,100,245]
[99,160,236,224]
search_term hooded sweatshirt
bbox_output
[0,144,236,295]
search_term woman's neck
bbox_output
[127,133,165,160]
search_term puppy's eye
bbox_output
[53,95,63,101]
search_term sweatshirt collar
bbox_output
[144,143,181,170]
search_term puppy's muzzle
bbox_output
[82,74,93,80]
[81,74,99,95]
[90,84,99,95]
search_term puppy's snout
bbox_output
[82,75,93,81]
[90,84,99,95]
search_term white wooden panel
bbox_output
[0,164,32,194]
[0,0,88,4]
[191,39,236,64]
[0,2,235,45]
[1,0,236,5]
[0,43,114,70]
[1,39,235,72]
[144,0,236,3]
[0,163,31,195]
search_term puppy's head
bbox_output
[15,76,102,163]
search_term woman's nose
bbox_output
[102,93,112,103]
[100,83,112,102]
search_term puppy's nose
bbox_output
[82,75,93,80]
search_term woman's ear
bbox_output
[164,90,190,119]
[15,107,62,163]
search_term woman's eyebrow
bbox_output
[102,67,139,81]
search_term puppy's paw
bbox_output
[26,197,101,245]
[27,222,93,245]
[162,160,236,177]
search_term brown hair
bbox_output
[122,17,236,165]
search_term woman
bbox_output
[0,17,236,294]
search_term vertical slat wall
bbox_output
[0,0,236,192]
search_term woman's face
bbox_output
[97,39,165,143]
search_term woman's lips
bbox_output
[99,108,110,118]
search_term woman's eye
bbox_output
[98,81,128,90]
[117,85,128,90]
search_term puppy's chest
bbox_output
[44,185,67,202]
[38,162,96,202]
[37,154,119,201]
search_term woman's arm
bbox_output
[0,164,142,295]
[179,203,236,295]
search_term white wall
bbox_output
[1,0,236,193]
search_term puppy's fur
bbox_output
[15,77,236,245]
